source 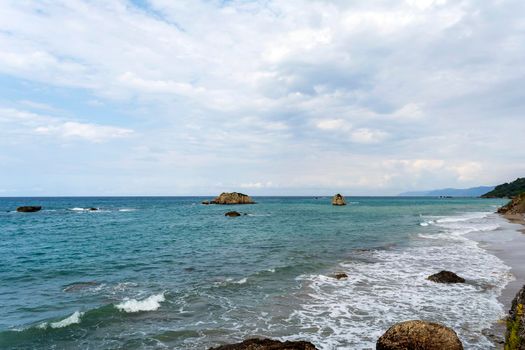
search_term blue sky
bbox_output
[0,0,524,196]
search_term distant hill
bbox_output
[481,178,525,198]
[399,186,494,197]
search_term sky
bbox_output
[0,0,524,196]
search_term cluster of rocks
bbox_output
[498,193,525,215]
[505,284,525,349]
[331,194,346,206]
[203,192,350,207]
[204,192,255,205]
[209,320,464,349]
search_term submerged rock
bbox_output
[498,193,525,215]
[202,201,210,205]
[332,272,348,280]
[427,270,465,283]
[88,207,98,211]
[331,194,346,206]
[209,338,317,350]
[225,211,242,217]
[16,206,42,213]
[505,284,525,350]
[63,281,100,292]
[211,192,255,205]
[377,320,463,350]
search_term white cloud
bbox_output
[0,107,133,143]
[0,0,524,194]
[35,122,133,143]
[351,128,388,144]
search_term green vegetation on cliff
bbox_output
[482,178,525,198]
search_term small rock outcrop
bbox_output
[202,201,210,205]
[331,194,346,206]
[209,338,317,350]
[377,320,463,350]
[16,206,42,213]
[89,207,98,211]
[225,211,242,217]
[211,192,255,205]
[505,284,525,350]
[332,273,348,280]
[427,270,465,283]
[498,193,525,215]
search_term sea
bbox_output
[0,196,516,349]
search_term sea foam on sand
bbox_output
[289,212,512,350]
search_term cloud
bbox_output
[0,0,524,194]
[0,107,133,143]
[34,121,133,142]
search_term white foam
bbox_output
[235,278,248,284]
[288,212,512,349]
[115,293,165,313]
[118,208,136,212]
[38,311,84,329]
[69,207,87,211]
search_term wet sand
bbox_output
[469,213,525,347]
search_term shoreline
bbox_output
[469,212,525,347]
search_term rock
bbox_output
[202,201,210,205]
[498,193,525,215]
[332,272,348,280]
[208,338,318,350]
[331,194,346,206]
[63,281,100,292]
[377,320,463,350]
[505,284,525,349]
[16,206,42,213]
[211,192,255,205]
[225,211,242,217]
[89,207,98,211]
[427,270,465,283]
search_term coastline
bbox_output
[469,212,525,347]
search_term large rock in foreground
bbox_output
[427,270,465,283]
[498,193,525,215]
[211,192,255,205]
[331,194,346,206]
[377,320,463,350]
[209,338,317,350]
[505,284,525,350]
[16,206,42,213]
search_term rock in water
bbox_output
[498,193,525,214]
[209,338,317,350]
[331,194,346,206]
[377,320,463,350]
[210,192,255,205]
[16,206,42,213]
[332,272,348,280]
[202,201,210,205]
[427,270,465,283]
[225,211,242,217]
[505,284,525,350]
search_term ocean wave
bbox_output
[290,212,512,349]
[38,311,84,329]
[115,293,165,313]
[118,208,136,212]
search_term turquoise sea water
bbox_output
[0,196,511,349]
